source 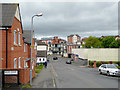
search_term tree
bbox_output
[117,39,120,47]
[83,36,102,48]
[109,40,119,48]
[101,36,115,48]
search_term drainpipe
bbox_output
[6,28,8,68]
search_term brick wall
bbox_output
[0,16,36,84]
[0,30,6,68]
[2,68,35,84]
[7,17,24,68]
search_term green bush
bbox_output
[96,61,102,67]
[112,61,120,66]
[89,61,94,66]
[89,61,120,67]
[22,84,32,88]
[35,69,40,74]
[35,65,44,69]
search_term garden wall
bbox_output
[72,48,120,61]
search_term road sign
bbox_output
[4,71,18,75]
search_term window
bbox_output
[19,32,21,45]
[19,57,21,68]
[39,58,41,61]
[14,58,17,68]
[14,30,17,44]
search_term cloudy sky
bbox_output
[18,1,118,40]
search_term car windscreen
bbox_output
[107,65,117,69]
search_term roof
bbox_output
[82,37,88,40]
[67,34,80,37]
[41,37,53,40]
[1,3,18,27]
[23,30,31,44]
[37,40,47,45]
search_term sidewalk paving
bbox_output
[32,63,54,88]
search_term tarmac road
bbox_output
[32,56,119,88]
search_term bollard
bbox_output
[93,61,96,68]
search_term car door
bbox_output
[102,65,106,74]
[102,65,107,74]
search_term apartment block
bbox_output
[40,36,67,55]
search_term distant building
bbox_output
[81,37,88,45]
[67,34,81,57]
[36,41,47,64]
[67,34,81,44]
[40,36,67,55]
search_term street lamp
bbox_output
[30,13,43,85]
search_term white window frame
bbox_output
[17,28,19,31]
[19,57,21,68]
[14,58,17,68]
[24,61,26,68]
[19,32,21,45]
[14,30,17,45]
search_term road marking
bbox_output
[51,64,58,77]
[52,79,56,88]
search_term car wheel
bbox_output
[107,71,110,76]
[99,70,102,74]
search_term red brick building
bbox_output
[40,36,67,55]
[67,34,81,56]
[67,34,81,44]
[0,4,36,84]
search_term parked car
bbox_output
[53,57,58,60]
[98,64,120,76]
[66,60,72,64]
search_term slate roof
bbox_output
[23,30,31,44]
[37,40,47,45]
[0,3,18,27]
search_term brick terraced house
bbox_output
[0,3,36,85]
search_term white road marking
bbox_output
[53,79,56,88]
[51,64,58,77]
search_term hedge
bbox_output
[89,61,120,67]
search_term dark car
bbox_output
[66,60,72,64]
[53,57,58,60]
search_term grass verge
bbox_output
[22,84,32,88]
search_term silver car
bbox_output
[98,64,120,76]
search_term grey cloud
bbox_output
[20,2,118,39]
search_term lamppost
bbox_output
[30,13,43,85]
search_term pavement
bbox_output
[32,62,56,88]
[31,56,119,88]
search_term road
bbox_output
[32,56,119,88]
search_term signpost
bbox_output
[4,71,18,75]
